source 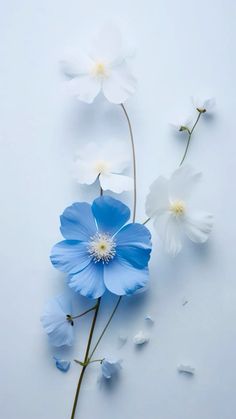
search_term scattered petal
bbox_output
[177,364,195,375]
[53,357,71,372]
[145,315,154,324]
[101,358,122,379]
[117,332,128,348]
[133,330,149,345]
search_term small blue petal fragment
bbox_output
[101,358,122,379]
[53,357,71,372]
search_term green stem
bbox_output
[70,298,101,419]
[120,104,137,222]
[179,112,202,166]
[71,305,97,320]
[88,296,122,361]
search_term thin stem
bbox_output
[71,305,97,320]
[179,112,202,166]
[120,104,137,222]
[143,217,150,226]
[70,298,101,419]
[88,296,122,361]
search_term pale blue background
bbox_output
[0,1,236,418]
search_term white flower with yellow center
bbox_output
[145,165,213,256]
[73,141,133,193]
[192,97,216,113]
[61,25,136,104]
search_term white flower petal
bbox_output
[183,211,213,243]
[192,97,216,112]
[73,160,98,185]
[61,49,93,77]
[67,75,101,103]
[133,330,149,345]
[169,165,202,202]
[177,364,195,375]
[100,173,133,193]
[101,141,131,172]
[145,176,169,218]
[145,315,154,324]
[90,24,124,64]
[153,212,183,256]
[170,117,192,132]
[102,62,136,104]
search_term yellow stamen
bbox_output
[170,200,185,216]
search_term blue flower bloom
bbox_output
[40,295,74,347]
[53,356,71,372]
[51,196,152,299]
[101,358,122,379]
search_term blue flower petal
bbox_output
[116,246,151,269]
[101,358,122,379]
[60,202,97,241]
[104,257,149,295]
[115,223,152,268]
[41,295,74,347]
[68,261,105,299]
[115,223,151,246]
[92,196,130,236]
[53,357,71,372]
[50,240,90,274]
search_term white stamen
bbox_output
[88,232,116,263]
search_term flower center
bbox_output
[170,200,185,216]
[94,160,109,174]
[92,62,107,77]
[88,233,116,263]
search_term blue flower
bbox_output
[50,196,152,299]
[101,358,122,379]
[53,356,71,372]
[40,295,74,347]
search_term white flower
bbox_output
[101,358,122,379]
[192,97,216,113]
[61,25,136,104]
[145,165,213,256]
[170,117,192,133]
[73,140,133,193]
[133,330,149,345]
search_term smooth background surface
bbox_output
[1,1,236,418]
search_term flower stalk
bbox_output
[120,103,137,222]
[179,111,202,166]
[70,298,101,419]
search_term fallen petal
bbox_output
[133,330,149,345]
[177,364,195,375]
[53,356,71,372]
